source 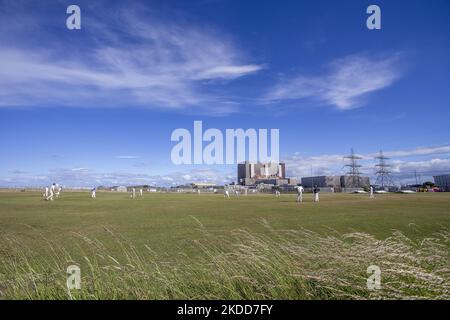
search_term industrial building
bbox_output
[238,161,288,186]
[301,175,370,191]
[433,174,450,191]
[301,176,341,189]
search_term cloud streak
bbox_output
[376,145,450,158]
[0,2,263,113]
[264,53,404,110]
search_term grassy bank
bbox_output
[0,192,449,299]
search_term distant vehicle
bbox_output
[353,190,367,194]
[375,190,389,194]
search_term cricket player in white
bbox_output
[274,188,280,197]
[91,187,96,199]
[296,185,304,203]
[45,186,54,201]
[43,186,49,199]
[313,186,320,202]
[224,188,230,199]
[55,184,62,198]
[131,188,136,199]
[369,186,374,199]
[139,189,143,197]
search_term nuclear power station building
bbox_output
[238,161,294,186]
[237,161,370,189]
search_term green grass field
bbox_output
[0,191,449,299]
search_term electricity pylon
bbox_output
[344,148,363,188]
[375,150,394,188]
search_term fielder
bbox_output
[46,185,54,201]
[296,185,304,203]
[139,188,143,197]
[313,185,320,202]
[131,188,136,199]
[274,188,281,197]
[224,188,230,199]
[91,187,96,199]
[369,186,374,199]
[55,184,62,198]
[43,186,49,199]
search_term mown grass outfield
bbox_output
[0,191,449,299]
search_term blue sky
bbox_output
[0,0,450,187]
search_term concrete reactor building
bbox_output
[238,161,290,186]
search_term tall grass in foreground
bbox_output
[0,221,448,300]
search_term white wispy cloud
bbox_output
[0,3,262,113]
[264,53,404,110]
[195,65,264,80]
[390,158,450,176]
[117,156,139,160]
[375,145,450,158]
[71,167,89,172]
